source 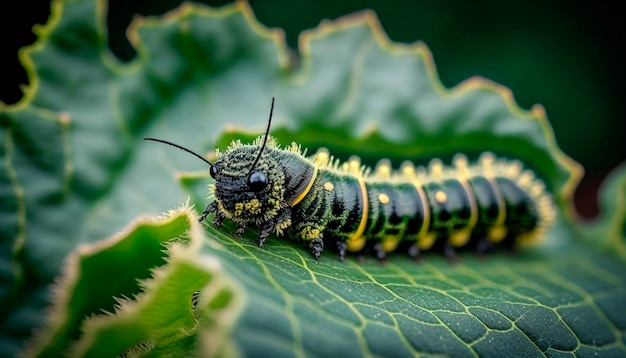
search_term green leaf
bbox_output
[579,163,626,260]
[0,0,624,356]
[197,223,626,357]
[22,205,242,357]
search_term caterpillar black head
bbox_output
[143,98,304,243]
[209,137,288,226]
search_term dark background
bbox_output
[1,0,624,219]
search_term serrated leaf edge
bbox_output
[20,204,200,357]
[68,244,229,357]
[125,0,289,74]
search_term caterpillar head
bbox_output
[143,98,284,227]
[211,139,286,225]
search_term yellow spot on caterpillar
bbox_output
[233,200,263,217]
[267,198,280,211]
[347,236,366,252]
[449,230,471,247]
[275,219,292,235]
[382,236,400,252]
[244,199,262,215]
[324,182,334,191]
[378,193,390,205]
[300,226,321,241]
[418,232,437,250]
[234,202,244,216]
[488,226,508,243]
[435,190,447,204]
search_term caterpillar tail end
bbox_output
[516,171,557,247]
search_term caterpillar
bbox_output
[144,98,556,261]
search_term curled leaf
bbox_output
[0,0,624,356]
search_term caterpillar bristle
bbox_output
[374,159,392,179]
[400,161,416,177]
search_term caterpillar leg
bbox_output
[295,222,326,260]
[336,241,347,262]
[373,243,387,263]
[476,237,493,257]
[199,201,218,223]
[212,211,225,228]
[234,223,246,237]
[501,235,518,256]
[258,208,292,248]
[258,222,274,248]
[443,241,459,263]
[310,237,324,261]
[408,243,422,262]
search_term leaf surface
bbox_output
[0,0,624,356]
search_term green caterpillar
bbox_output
[144,98,555,261]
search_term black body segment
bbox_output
[420,179,476,248]
[290,170,366,244]
[363,181,427,252]
[465,175,507,242]
[276,149,318,206]
[467,176,503,226]
[496,176,540,240]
